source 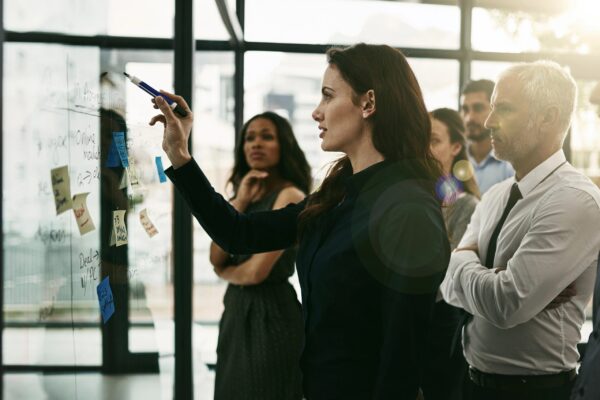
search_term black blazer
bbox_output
[166,159,450,399]
[571,256,600,400]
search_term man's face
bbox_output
[484,74,537,164]
[461,91,491,142]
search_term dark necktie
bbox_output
[484,182,522,268]
[450,182,522,356]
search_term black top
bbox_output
[166,158,450,400]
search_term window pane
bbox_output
[408,58,459,111]
[191,51,236,398]
[195,0,232,40]
[3,43,102,365]
[113,53,175,359]
[245,51,339,183]
[572,80,600,177]
[471,60,516,82]
[5,0,174,38]
[245,0,460,49]
[472,5,600,54]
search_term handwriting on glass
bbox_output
[80,248,100,294]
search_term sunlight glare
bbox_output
[572,0,600,32]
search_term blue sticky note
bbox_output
[106,138,121,167]
[112,131,129,168]
[155,156,167,183]
[97,276,115,324]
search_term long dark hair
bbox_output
[430,108,480,199]
[228,111,311,196]
[298,43,443,234]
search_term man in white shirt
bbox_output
[441,61,600,400]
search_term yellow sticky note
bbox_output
[112,210,128,247]
[51,166,73,215]
[139,208,158,238]
[72,193,95,235]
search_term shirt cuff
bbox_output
[164,157,198,184]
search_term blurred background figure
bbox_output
[421,107,480,400]
[460,79,514,194]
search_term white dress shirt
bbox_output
[441,150,600,375]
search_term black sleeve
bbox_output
[165,158,306,254]
[371,200,450,399]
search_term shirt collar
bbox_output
[467,147,501,167]
[515,150,566,198]
[344,159,427,196]
[344,159,391,195]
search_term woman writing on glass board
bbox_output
[150,43,450,399]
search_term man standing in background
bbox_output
[461,79,514,193]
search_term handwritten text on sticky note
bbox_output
[139,208,159,238]
[51,166,73,215]
[97,276,115,324]
[112,210,128,246]
[72,192,95,235]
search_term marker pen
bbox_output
[123,72,188,117]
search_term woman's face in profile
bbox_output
[312,65,366,154]
[243,117,281,170]
[430,117,461,175]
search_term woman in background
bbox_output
[209,111,311,400]
[421,107,480,400]
[430,107,480,248]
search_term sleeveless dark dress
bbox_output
[214,189,304,400]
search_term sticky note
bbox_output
[126,164,140,188]
[155,156,167,183]
[106,137,121,167]
[112,132,129,168]
[96,276,115,324]
[124,156,140,193]
[51,165,73,215]
[72,192,95,235]
[112,210,128,247]
[139,208,158,238]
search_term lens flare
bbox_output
[435,175,463,205]
[453,160,475,182]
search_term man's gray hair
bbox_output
[499,60,577,134]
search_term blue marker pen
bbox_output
[123,72,188,117]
